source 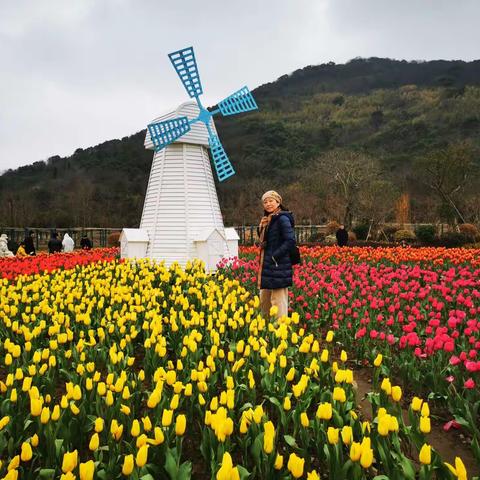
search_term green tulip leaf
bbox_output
[38,469,56,479]
[283,435,299,448]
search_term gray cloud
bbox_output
[0,0,479,172]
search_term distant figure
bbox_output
[16,241,28,258]
[48,232,63,254]
[24,230,36,256]
[80,234,93,250]
[62,233,75,252]
[0,234,14,257]
[336,225,349,247]
[7,237,18,255]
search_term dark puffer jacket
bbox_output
[260,211,296,289]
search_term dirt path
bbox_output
[354,368,480,477]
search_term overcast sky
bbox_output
[1,0,479,172]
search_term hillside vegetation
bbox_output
[1,57,479,227]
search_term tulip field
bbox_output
[0,247,479,479]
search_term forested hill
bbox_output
[2,57,480,228]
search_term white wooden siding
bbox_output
[140,140,227,266]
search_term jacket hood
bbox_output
[274,210,295,226]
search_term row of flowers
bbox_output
[0,257,471,478]
[239,245,480,267]
[0,248,119,281]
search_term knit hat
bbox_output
[262,190,282,204]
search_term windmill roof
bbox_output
[145,101,218,150]
[120,228,149,242]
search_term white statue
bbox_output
[0,234,14,258]
[62,233,75,252]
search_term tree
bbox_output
[314,150,382,228]
[357,180,398,239]
[416,142,478,224]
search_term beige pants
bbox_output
[260,288,289,319]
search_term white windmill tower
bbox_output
[120,47,258,269]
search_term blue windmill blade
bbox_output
[147,116,191,151]
[217,86,258,116]
[168,47,203,99]
[209,135,235,182]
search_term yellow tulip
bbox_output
[327,427,339,445]
[380,378,392,395]
[411,396,423,412]
[274,453,284,469]
[122,454,134,475]
[51,405,61,421]
[30,397,43,417]
[175,414,187,436]
[300,412,309,428]
[287,453,305,479]
[162,409,173,427]
[131,420,141,437]
[89,433,100,451]
[0,416,10,430]
[340,350,347,362]
[341,425,353,445]
[216,452,240,480]
[94,417,104,433]
[333,387,346,403]
[307,471,320,480]
[316,402,333,420]
[373,353,383,367]
[153,426,165,445]
[420,416,431,434]
[391,386,402,402]
[360,446,373,468]
[30,434,39,447]
[62,450,78,473]
[20,442,33,462]
[283,396,291,411]
[60,473,75,480]
[263,421,275,454]
[350,441,362,461]
[79,460,95,480]
[444,457,467,480]
[40,407,50,424]
[421,402,430,417]
[136,444,148,467]
[320,349,329,363]
[377,415,390,436]
[419,444,431,465]
[8,455,20,471]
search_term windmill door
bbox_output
[207,230,226,271]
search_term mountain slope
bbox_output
[1,57,480,227]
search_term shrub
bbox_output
[394,229,416,243]
[308,232,325,243]
[353,223,369,240]
[382,225,400,241]
[458,223,479,242]
[107,231,121,247]
[435,232,469,248]
[326,221,341,235]
[324,234,337,245]
[415,225,436,244]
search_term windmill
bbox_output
[120,47,259,269]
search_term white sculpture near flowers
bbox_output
[0,234,14,258]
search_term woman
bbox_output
[257,190,296,319]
